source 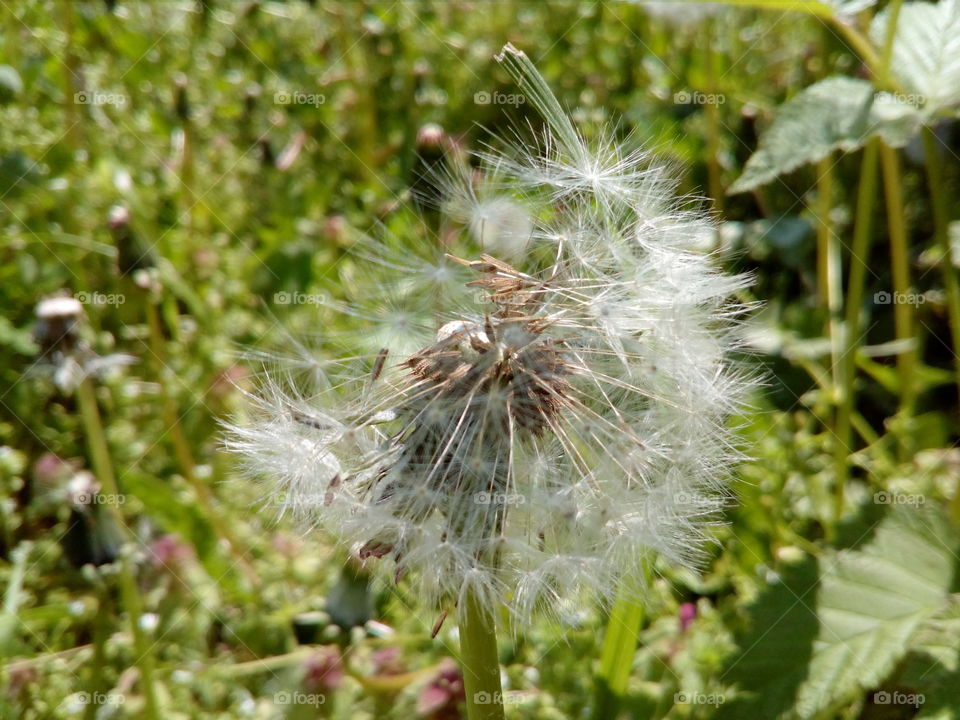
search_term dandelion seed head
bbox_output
[225,46,757,625]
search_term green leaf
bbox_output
[794,506,958,718]
[873,0,960,114]
[719,507,958,719]
[897,601,960,720]
[0,542,32,656]
[716,557,821,720]
[729,76,921,193]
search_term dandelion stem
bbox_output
[75,378,160,720]
[458,586,505,720]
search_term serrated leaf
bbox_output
[794,506,958,718]
[873,0,960,114]
[718,507,957,719]
[896,601,960,720]
[729,76,921,193]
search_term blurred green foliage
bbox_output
[1,1,959,719]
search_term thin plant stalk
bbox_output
[75,378,160,720]
[592,558,654,720]
[833,137,881,532]
[84,596,111,720]
[816,156,832,311]
[920,126,960,400]
[704,16,725,213]
[816,156,843,393]
[920,126,960,522]
[832,0,902,530]
[59,0,81,150]
[879,143,918,430]
[459,587,505,720]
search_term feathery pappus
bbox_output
[226,44,756,624]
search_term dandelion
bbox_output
[33,295,134,392]
[226,44,754,720]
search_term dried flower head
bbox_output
[226,45,755,623]
[33,295,135,392]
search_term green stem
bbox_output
[879,143,917,433]
[920,126,960,523]
[459,587,505,720]
[816,156,843,392]
[829,16,882,72]
[815,157,831,311]
[592,558,653,720]
[84,595,111,720]
[75,379,119,500]
[832,0,902,533]
[59,0,81,151]
[75,379,160,720]
[832,138,881,533]
[704,17,724,213]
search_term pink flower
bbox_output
[416,660,464,718]
[679,602,697,633]
[303,647,344,694]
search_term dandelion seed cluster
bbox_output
[227,45,754,623]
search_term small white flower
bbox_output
[226,45,755,624]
